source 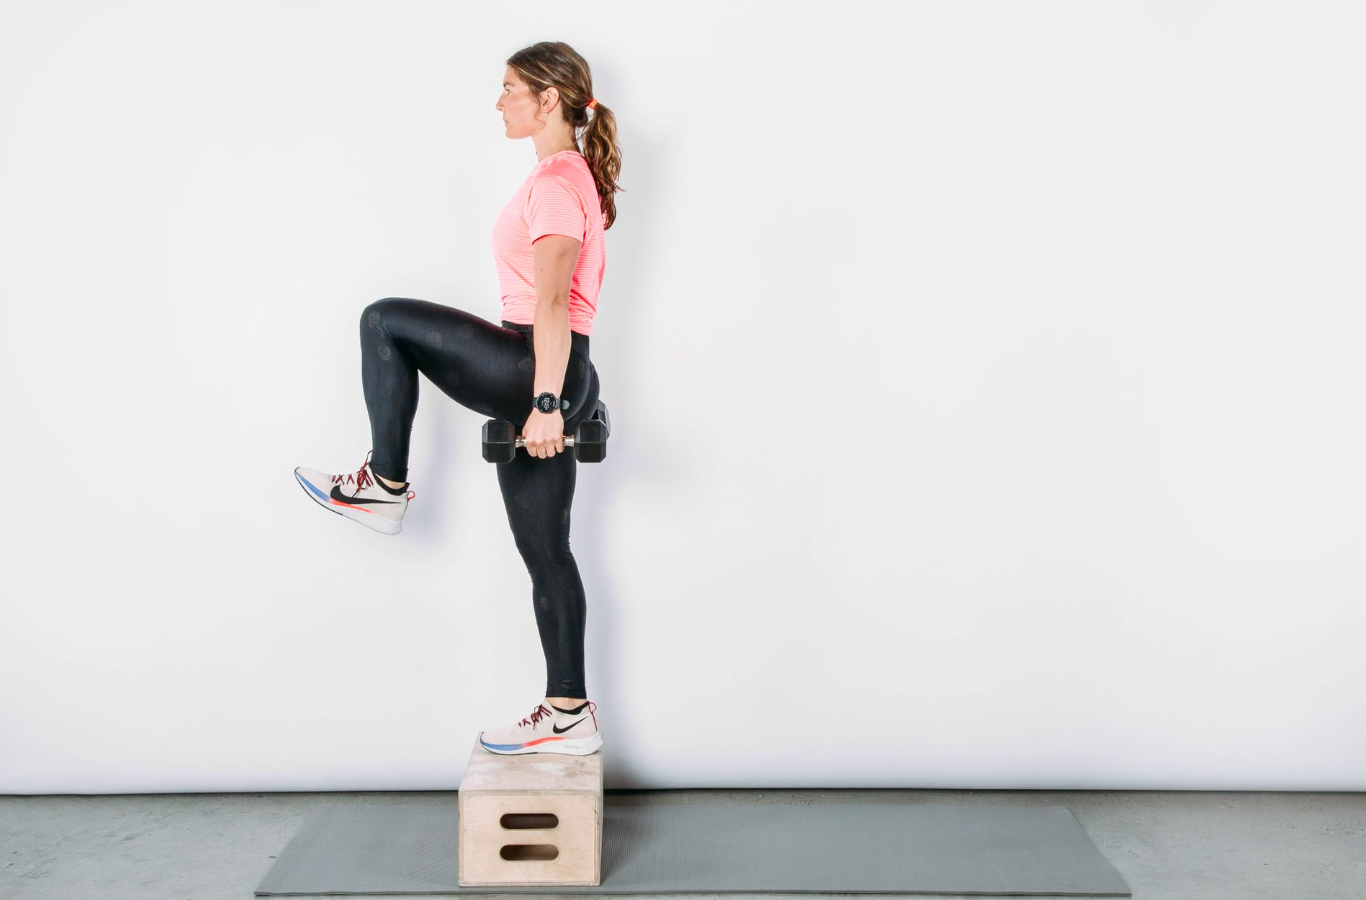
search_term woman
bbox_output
[293,41,622,757]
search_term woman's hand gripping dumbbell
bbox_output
[482,410,609,463]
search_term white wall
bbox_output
[1,0,1363,793]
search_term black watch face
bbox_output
[537,394,556,413]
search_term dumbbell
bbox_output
[482,401,611,463]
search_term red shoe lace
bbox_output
[519,704,554,728]
[331,459,374,491]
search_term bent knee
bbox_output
[361,297,410,332]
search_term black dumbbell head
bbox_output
[573,417,607,463]
[482,419,516,464]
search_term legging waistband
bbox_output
[502,320,591,344]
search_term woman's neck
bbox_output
[533,129,578,161]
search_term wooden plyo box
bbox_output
[457,737,603,887]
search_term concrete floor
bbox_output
[1,789,1363,900]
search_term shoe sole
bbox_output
[478,730,604,756]
[294,468,403,536]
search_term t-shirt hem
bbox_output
[530,228,586,244]
[500,315,593,336]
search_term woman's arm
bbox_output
[522,233,583,458]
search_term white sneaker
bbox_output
[479,700,602,756]
[294,452,412,535]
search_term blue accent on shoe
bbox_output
[480,737,528,752]
[297,472,330,503]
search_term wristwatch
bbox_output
[534,391,567,414]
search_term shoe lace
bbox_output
[518,703,554,728]
[331,458,374,491]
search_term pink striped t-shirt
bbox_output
[492,150,606,335]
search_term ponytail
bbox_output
[579,101,623,229]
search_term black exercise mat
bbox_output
[255,795,1130,895]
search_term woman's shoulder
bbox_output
[532,153,599,216]
[535,151,590,181]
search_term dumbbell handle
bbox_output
[514,437,576,448]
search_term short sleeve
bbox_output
[525,174,586,244]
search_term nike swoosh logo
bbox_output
[553,718,587,734]
[330,485,400,505]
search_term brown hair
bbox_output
[507,41,623,230]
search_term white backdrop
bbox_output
[1,0,1363,793]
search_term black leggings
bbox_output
[360,297,595,700]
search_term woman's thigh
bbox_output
[497,442,577,556]
[365,297,590,426]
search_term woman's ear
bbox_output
[540,86,560,114]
